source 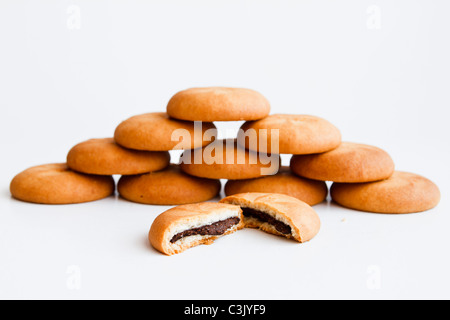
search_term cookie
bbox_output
[330,171,441,214]
[290,142,395,183]
[167,87,270,122]
[238,114,341,154]
[149,202,245,255]
[220,193,321,243]
[118,165,221,205]
[225,167,328,206]
[10,163,115,204]
[180,139,280,180]
[114,112,217,151]
[67,138,170,175]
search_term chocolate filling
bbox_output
[242,207,291,235]
[170,217,241,243]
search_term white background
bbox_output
[1,0,449,299]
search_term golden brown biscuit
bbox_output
[330,171,441,214]
[67,138,170,175]
[220,193,320,243]
[225,167,328,206]
[10,163,115,204]
[238,114,341,154]
[290,142,395,183]
[118,165,221,205]
[180,139,280,180]
[149,202,245,255]
[114,112,217,151]
[167,87,271,122]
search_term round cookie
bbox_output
[114,112,217,151]
[167,87,270,122]
[330,171,441,214]
[67,138,170,175]
[10,163,115,204]
[238,114,341,154]
[118,165,221,205]
[180,139,281,180]
[225,167,328,206]
[290,142,395,183]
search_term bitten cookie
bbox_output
[10,163,115,204]
[118,165,221,205]
[149,202,245,255]
[180,139,280,180]
[330,171,441,214]
[114,112,217,151]
[167,87,271,122]
[225,167,328,206]
[290,142,395,183]
[67,138,170,175]
[220,193,321,243]
[238,114,341,154]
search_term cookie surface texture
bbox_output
[167,87,271,121]
[225,167,328,206]
[67,138,170,175]
[330,171,441,214]
[118,165,221,205]
[290,142,395,183]
[114,112,217,151]
[238,114,341,154]
[10,163,115,204]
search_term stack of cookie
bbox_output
[10,87,440,216]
